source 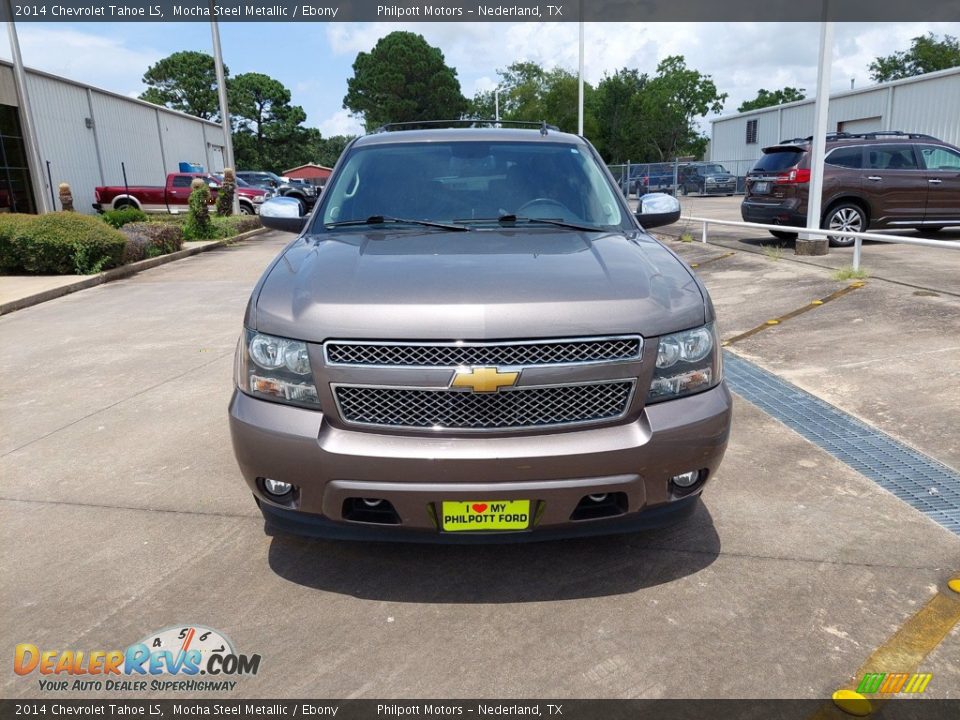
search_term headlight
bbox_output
[646,323,721,403]
[236,329,320,407]
[253,195,265,203]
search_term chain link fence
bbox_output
[607,158,759,198]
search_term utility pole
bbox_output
[798,17,833,257]
[577,19,584,135]
[210,5,240,214]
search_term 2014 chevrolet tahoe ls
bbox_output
[229,123,731,542]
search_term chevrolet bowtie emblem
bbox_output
[450,366,519,393]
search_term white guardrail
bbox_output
[683,216,960,271]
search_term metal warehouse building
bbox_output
[0,59,227,216]
[709,67,960,178]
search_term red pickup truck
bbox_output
[93,173,270,215]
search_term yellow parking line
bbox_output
[722,283,865,347]
[809,578,960,718]
[689,251,735,269]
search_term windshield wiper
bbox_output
[325,215,470,232]
[492,214,605,232]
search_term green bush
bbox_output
[0,212,126,274]
[212,216,262,237]
[101,206,147,228]
[0,213,36,272]
[184,180,215,240]
[120,222,185,262]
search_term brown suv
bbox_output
[741,131,960,246]
[229,122,731,542]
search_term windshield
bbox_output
[315,140,624,230]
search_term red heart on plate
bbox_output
[471,503,488,514]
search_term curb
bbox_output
[0,227,268,317]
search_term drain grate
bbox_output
[723,351,960,536]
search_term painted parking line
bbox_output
[722,282,866,347]
[689,251,736,269]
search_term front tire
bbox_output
[238,203,254,215]
[823,203,866,247]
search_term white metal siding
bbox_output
[26,74,103,215]
[711,68,960,168]
[158,111,207,174]
[90,91,166,189]
[0,65,19,106]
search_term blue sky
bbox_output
[2,21,958,138]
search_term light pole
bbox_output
[494,86,501,123]
[210,3,239,214]
[578,19,584,135]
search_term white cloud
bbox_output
[0,28,162,96]
[317,108,365,137]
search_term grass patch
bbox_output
[679,232,694,243]
[831,265,870,281]
[761,244,784,261]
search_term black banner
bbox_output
[3,700,960,719]
[0,0,959,23]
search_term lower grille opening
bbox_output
[570,492,628,521]
[342,498,401,525]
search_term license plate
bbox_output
[753,181,770,194]
[440,500,531,532]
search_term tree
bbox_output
[312,136,354,168]
[140,51,225,120]
[635,56,727,161]
[467,62,598,137]
[869,33,960,82]
[738,87,806,112]
[592,68,648,162]
[230,72,308,170]
[343,32,467,131]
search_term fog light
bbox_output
[671,470,700,488]
[263,478,293,496]
[362,498,383,507]
[588,494,608,503]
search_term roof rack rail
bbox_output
[779,130,937,144]
[372,119,560,134]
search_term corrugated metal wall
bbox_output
[710,68,960,170]
[0,61,227,214]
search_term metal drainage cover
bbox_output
[723,351,960,536]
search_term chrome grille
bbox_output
[325,337,641,367]
[334,381,635,431]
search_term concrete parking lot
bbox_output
[1,228,958,701]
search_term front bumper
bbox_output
[228,382,732,542]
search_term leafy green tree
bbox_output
[230,72,308,169]
[343,31,467,131]
[591,68,648,163]
[467,62,598,137]
[140,51,226,120]
[312,135,354,168]
[869,33,960,82]
[635,56,727,161]
[738,87,806,112]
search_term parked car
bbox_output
[236,171,317,209]
[229,122,729,542]
[741,131,960,245]
[678,163,737,196]
[628,163,675,196]
[93,172,269,216]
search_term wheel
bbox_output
[238,203,254,215]
[769,230,797,240]
[680,184,688,196]
[114,200,136,211]
[823,203,866,247]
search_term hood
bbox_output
[236,186,267,198]
[253,229,706,341]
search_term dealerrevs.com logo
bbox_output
[14,625,261,693]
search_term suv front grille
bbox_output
[325,337,641,367]
[333,381,635,431]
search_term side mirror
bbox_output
[260,197,307,233]
[635,192,680,229]
[208,182,220,190]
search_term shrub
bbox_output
[216,168,236,217]
[184,179,215,240]
[101,206,147,228]
[211,215,262,237]
[0,212,126,274]
[121,222,184,255]
[0,214,37,272]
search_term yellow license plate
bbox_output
[440,500,531,532]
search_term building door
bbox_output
[0,105,36,213]
[838,117,882,134]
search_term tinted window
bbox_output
[753,149,804,172]
[920,145,960,170]
[865,145,918,170]
[825,147,863,169]
[171,176,192,187]
[318,141,624,228]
